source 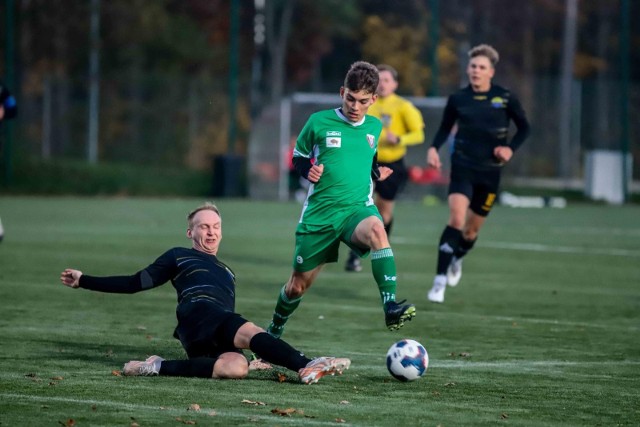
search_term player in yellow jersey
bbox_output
[346,64,425,272]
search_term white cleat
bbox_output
[427,275,447,303]
[123,355,164,376]
[298,357,351,384]
[446,258,463,287]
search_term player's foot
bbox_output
[298,357,351,384]
[345,251,362,272]
[384,299,416,330]
[123,355,164,376]
[247,352,273,371]
[446,257,463,287]
[428,275,447,303]
[266,322,284,339]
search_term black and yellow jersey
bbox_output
[432,84,530,169]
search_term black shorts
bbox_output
[448,162,501,217]
[375,159,408,200]
[174,300,248,359]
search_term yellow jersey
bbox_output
[369,93,425,163]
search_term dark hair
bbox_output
[343,61,379,94]
[187,202,220,228]
[468,44,499,66]
[376,64,398,81]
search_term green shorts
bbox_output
[292,204,382,272]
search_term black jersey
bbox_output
[432,84,530,170]
[79,247,236,313]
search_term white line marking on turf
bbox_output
[353,359,640,370]
[392,237,640,257]
[0,393,343,426]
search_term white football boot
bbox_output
[427,275,447,303]
[446,257,463,287]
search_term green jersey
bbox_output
[294,108,383,227]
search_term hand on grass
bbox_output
[60,269,82,288]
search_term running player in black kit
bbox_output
[60,203,350,384]
[426,44,530,303]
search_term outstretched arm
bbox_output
[59,268,157,294]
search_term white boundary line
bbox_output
[0,393,345,426]
[391,237,640,257]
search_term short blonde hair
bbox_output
[468,44,499,67]
[187,202,220,228]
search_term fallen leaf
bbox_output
[136,325,147,330]
[25,373,37,378]
[41,405,49,409]
[91,404,97,411]
[501,413,509,419]
[444,382,456,387]
[49,382,57,386]
[339,400,350,405]
[111,370,122,376]
[459,352,471,357]
[208,411,217,416]
[335,418,346,423]
[271,407,297,416]
[241,399,266,406]
[188,403,201,411]
[277,373,287,383]
[51,376,64,381]
[145,335,153,340]
[59,419,75,427]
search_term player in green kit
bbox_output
[267,61,416,339]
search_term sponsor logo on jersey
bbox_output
[366,134,375,148]
[491,97,506,108]
[326,131,342,148]
[326,137,341,147]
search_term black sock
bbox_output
[436,226,462,275]
[159,357,216,378]
[384,218,393,237]
[455,237,477,259]
[250,332,311,372]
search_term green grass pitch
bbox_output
[0,196,638,426]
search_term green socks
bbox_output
[371,247,397,306]
[267,285,302,338]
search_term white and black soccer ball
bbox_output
[386,339,429,381]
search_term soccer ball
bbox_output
[386,339,429,381]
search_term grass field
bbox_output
[0,196,639,426]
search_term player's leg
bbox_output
[124,353,220,378]
[347,212,415,330]
[266,268,319,338]
[268,227,339,338]
[236,321,351,384]
[428,193,468,302]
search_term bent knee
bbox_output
[369,220,388,247]
[214,354,250,379]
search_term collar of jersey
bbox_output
[335,108,365,126]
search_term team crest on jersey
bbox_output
[366,134,375,148]
[491,96,506,108]
[326,131,342,148]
